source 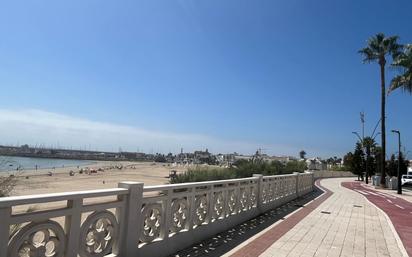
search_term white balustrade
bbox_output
[0,172,314,257]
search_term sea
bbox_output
[0,155,95,172]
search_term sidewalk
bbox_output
[226,178,407,257]
[342,181,412,256]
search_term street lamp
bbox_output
[372,132,381,141]
[391,129,402,195]
[352,132,363,142]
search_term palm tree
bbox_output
[359,33,402,186]
[299,150,306,160]
[388,44,412,94]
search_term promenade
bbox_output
[174,177,409,257]
[224,178,408,257]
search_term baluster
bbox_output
[117,182,144,257]
[186,187,195,231]
[206,185,214,223]
[65,198,82,257]
[161,189,173,239]
[0,206,11,257]
[253,174,263,213]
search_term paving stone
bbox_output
[229,178,406,257]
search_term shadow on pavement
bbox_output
[171,186,323,257]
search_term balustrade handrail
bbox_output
[262,173,298,179]
[0,188,128,207]
[143,176,259,192]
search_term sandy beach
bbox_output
[6,161,188,196]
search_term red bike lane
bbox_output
[342,181,412,256]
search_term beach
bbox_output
[6,161,187,196]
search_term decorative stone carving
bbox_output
[8,220,66,257]
[239,187,249,211]
[269,183,275,200]
[170,199,188,233]
[227,190,237,215]
[262,184,269,203]
[193,195,208,226]
[140,203,162,243]
[249,187,257,207]
[212,192,225,219]
[79,210,118,257]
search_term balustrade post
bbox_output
[0,207,11,257]
[311,172,315,191]
[161,189,172,240]
[294,172,300,197]
[206,185,214,223]
[117,181,144,257]
[186,187,195,231]
[253,174,263,213]
[65,198,82,257]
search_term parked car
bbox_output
[401,175,412,185]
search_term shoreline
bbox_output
[0,151,136,162]
[0,155,100,174]
[7,161,188,197]
[2,160,160,178]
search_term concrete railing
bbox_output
[0,172,314,257]
[312,170,354,179]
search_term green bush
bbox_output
[170,166,236,184]
[170,160,307,184]
[329,165,350,171]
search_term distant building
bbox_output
[234,155,253,161]
[265,156,296,163]
[306,157,326,170]
[216,153,236,166]
[194,149,213,164]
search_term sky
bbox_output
[0,0,411,158]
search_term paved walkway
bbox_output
[342,181,412,256]
[227,178,407,257]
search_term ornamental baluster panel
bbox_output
[0,187,130,257]
[0,173,314,257]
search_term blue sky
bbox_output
[0,0,411,158]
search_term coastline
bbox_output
[6,161,188,197]
[0,155,97,173]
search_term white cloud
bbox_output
[0,109,292,155]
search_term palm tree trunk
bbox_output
[380,63,386,186]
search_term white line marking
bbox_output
[354,189,369,195]
[367,191,380,196]
[395,204,405,210]
[376,192,397,199]
[387,199,393,203]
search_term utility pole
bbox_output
[359,112,369,184]
[391,130,402,194]
[352,131,368,184]
[361,112,365,140]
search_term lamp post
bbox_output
[391,129,402,195]
[372,132,381,141]
[352,131,368,184]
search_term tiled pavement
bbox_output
[173,184,325,257]
[228,178,407,257]
[342,181,412,256]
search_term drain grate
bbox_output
[321,211,331,214]
[353,205,363,208]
